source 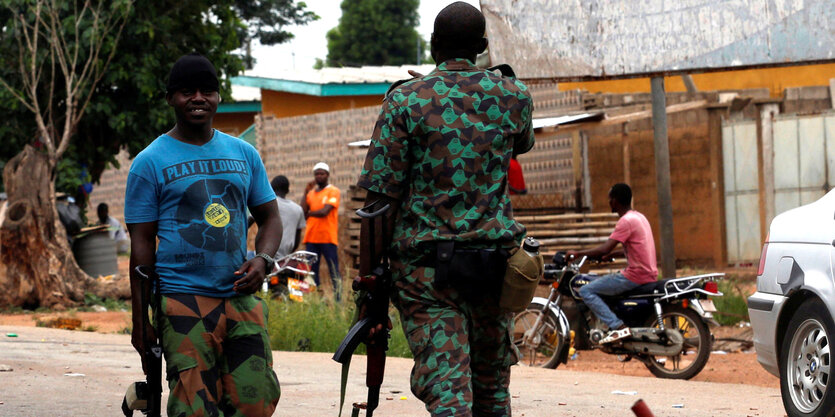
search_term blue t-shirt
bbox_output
[124,130,275,297]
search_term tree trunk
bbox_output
[0,145,93,309]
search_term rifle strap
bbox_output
[487,64,517,78]
[338,356,351,417]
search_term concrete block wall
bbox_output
[256,106,379,206]
[516,130,575,198]
[88,149,132,226]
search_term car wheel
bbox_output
[780,298,835,417]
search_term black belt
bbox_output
[415,241,509,299]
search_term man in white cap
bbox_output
[300,162,342,301]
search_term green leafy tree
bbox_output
[325,0,423,67]
[71,1,316,190]
[234,0,317,68]
[0,0,316,308]
[1,1,317,194]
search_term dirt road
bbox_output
[0,325,784,417]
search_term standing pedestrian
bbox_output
[124,53,282,417]
[300,162,342,301]
[356,3,535,415]
[271,175,305,259]
[97,202,130,254]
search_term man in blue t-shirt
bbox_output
[125,53,283,417]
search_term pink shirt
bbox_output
[609,210,658,284]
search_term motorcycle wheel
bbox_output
[779,298,835,417]
[642,305,711,379]
[269,284,290,301]
[511,304,566,369]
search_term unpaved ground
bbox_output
[0,311,131,333]
[0,325,785,417]
[0,310,779,389]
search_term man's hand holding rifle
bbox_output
[122,265,162,417]
[333,197,395,417]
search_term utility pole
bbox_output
[651,76,677,278]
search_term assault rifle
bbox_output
[122,265,162,417]
[333,203,392,417]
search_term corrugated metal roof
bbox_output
[532,112,605,129]
[348,112,607,148]
[239,124,257,148]
[243,64,436,85]
[217,101,261,114]
[231,65,438,97]
[232,76,392,97]
[231,65,436,99]
[231,85,260,102]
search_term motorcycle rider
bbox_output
[566,183,658,344]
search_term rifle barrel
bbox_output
[366,385,381,417]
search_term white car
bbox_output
[748,190,835,417]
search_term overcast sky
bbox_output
[248,0,480,75]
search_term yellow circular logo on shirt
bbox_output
[204,203,230,228]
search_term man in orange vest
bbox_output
[300,162,342,301]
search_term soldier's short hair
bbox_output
[432,2,486,56]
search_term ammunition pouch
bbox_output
[417,241,509,301]
[499,247,544,313]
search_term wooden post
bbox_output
[622,125,631,185]
[756,102,780,242]
[572,130,584,212]
[681,74,698,95]
[582,132,592,210]
[829,78,835,109]
[708,105,729,269]
[651,77,677,278]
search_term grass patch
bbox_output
[712,280,750,326]
[265,293,412,358]
[80,292,129,312]
[0,305,27,314]
[0,305,51,314]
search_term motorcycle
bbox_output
[262,250,318,302]
[512,252,724,379]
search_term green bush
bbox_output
[265,293,412,358]
[711,280,750,326]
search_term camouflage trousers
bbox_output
[391,257,518,417]
[158,294,280,417]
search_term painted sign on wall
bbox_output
[480,0,835,80]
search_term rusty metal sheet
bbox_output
[480,0,835,80]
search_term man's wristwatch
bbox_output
[254,252,274,267]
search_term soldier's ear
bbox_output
[476,38,488,55]
[430,33,439,63]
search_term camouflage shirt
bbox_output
[358,58,535,254]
